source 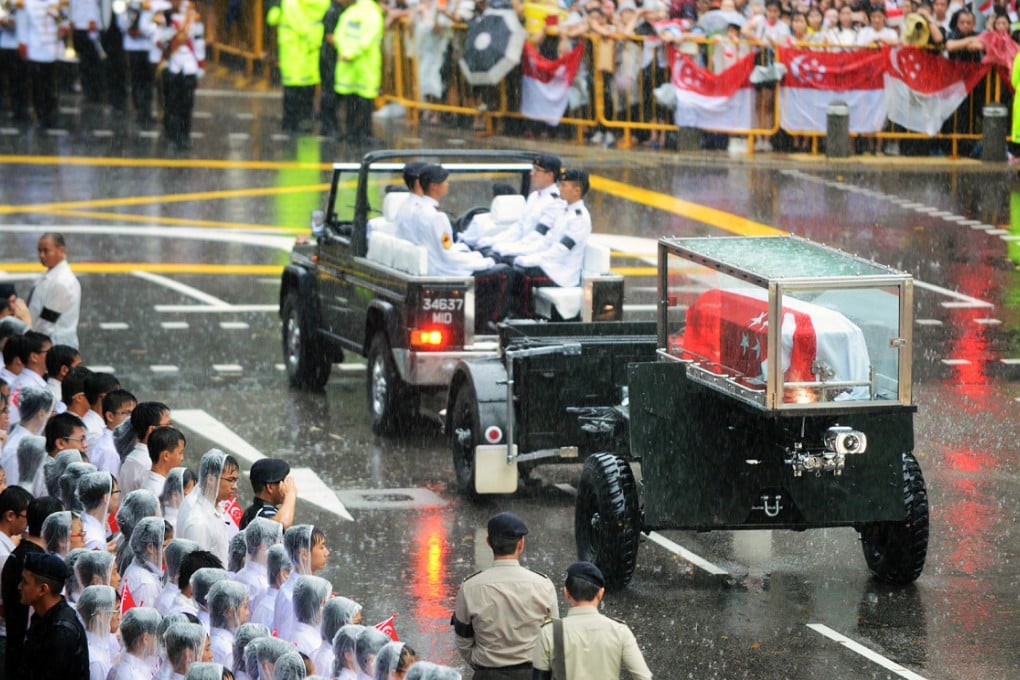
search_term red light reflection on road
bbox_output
[410,510,452,634]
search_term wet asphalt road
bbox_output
[0,71,1019,679]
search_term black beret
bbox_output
[487,511,528,539]
[566,560,604,588]
[25,552,68,583]
[250,458,290,486]
[534,154,562,180]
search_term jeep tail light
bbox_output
[410,328,447,350]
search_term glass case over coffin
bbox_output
[658,236,913,411]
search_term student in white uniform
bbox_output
[58,461,96,512]
[155,538,200,616]
[9,331,51,425]
[77,585,118,680]
[142,426,186,497]
[332,623,366,680]
[177,450,239,566]
[250,543,291,629]
[292,574,332,658]
[77,471,113,550]
[189,566,228,632]
[231,622,271,680]
[119,401,171,496]
[207,579,250,667]
[1,387,53,485]
[272,523,330,640]
[114,488,161,575]
[482,154,566,256]
[314,596,363,676]
[161,621,208,680]
[122,516,165,610]
[233,517,281,606]
[108,606,163,680]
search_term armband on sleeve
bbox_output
[535,223,550,235]
[560,236,576,250]
[40,307,61,323]
[451,613,474,638]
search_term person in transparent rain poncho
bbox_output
[250,543,291,629]
[254,636,298,680]
[76,549,120,590]
[313,596,362,675]
[15,434,47,492]
[232,622,270,680]
[42,448,84,498]
[373,641,416,680]
[161,466,188,531]
[65,548,89,605]
[42,509,86,557]
[190,567,229,631]
[157,538,201,616]
[59,460,97,511]
[115,488,161,573]
[109,606,164,680]
[161,621,209,680]
[271,651,307,680]
[235,517,282,605]
[77,584,119,680]
[273,524,328,640]
[178,450,240,566]
[123,516,165,609]
[77,470,113,550]
[292,574,332,658]
[355,626,392,680]
[228,530,247,573]
[332,624,365,680]
[2,386,55,485]
[185,661,229,680]
[404,662,462,680]
[207,579,251,667]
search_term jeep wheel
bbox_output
[281,291,331,391]
[450,382,480,495]
[575,453,641,591]
[367,332,418,436]
[859,452,929,585]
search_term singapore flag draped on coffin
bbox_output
[668,46,756,131]
[884,46,989,136]
[520,41,586,125]
[779,47,888,133]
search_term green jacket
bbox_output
[1012,52,1020,143]
[268,0,331,87]
[335,0,384,99]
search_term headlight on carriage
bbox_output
[824,426,867,455]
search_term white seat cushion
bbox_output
[582,241,611,274]
[383,192,409,221]
[534,287,584,321]
[366,232,392,266]
[490,194,526,224]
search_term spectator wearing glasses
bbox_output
[178,451,240,566]
[43,412,89,463]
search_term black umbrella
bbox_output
[458,9,527,87]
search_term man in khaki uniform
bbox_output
[452,512,558,680]
[532,561,652,680]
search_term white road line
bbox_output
[161,321,190,330]
[0,128,19,135]
[155,304,277,313]
[987,229,1009,235]
[193,111,213,119]
[913,280,993,309]
[99,322,129,330]
[197,89,282,100]
[1000,358,1020,365]
[646,531,730,576]
[806,624,928,680]
[139,131,160,138]
[150,365,179,372]
[941,359,971,366]
[172,409,353,521]
[915,319,943,326]
[132,270,230,307]
[219,321,250,330]
[89,365,115,373]
[974,318,1001,326]
[960,219,981,225]
[337,364,364,372]
[554,483,577,496]
[212,364,243,372]
[93,130,114,138]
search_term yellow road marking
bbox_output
[47,209,305,233]
[0,262,284,275]
[611,266,658,276]
[0,154,333,171]
[590,175,786,237]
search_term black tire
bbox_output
[281,291,331,391]
[575,453,641,591]
[449,382,480,495]
[366,332,417,436]
[859,452,929,585]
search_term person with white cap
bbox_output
[331,623,365,680]
[122,516,165,609]
[207,579,250,667]
[41,510,86,558]
[76,584,118,680]
[532,561,651,680]
[228,530,248,574]
[291,574,332,657]
[314,596,363,675]
[58,461,97,512]
[109,606,163,680]
[250,543,292,629]
[14,435,48,493]
[254,637,297,680]
[114,488,161,575]
[74,550,120,591]
[234,517,282,605]
[160,467,189,530]
[1,387,54,484]
[185,662,228,680]
[451,511,557,680]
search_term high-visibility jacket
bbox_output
[334,0,383,99]
[1012,52,1020,143]
[268,0,330,87]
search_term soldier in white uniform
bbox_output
[391,161,427,243]
[117,0,165,124]
[510,169,592,316]
[481,154,566,257]
[17,0,62,128]
[532,561,652,680]
[452,511,558,680]
[0,0,31,122]
[158,0,204,151]
[69,0,105,104]
[27,234,80,348]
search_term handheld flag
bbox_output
[375,614,399,641]
[223,497,243,528]
[120,581,137,614]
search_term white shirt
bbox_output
[209,626,234,667]
[142,470,167,498]
[178,496,235,566]
[393,192,424,243]
[514,199,591,287]
[293,620,321,658]
[46,377,65,414]
[69,0,101,30]
[250,586,279,629]
[81,510,107,551]
[28,259,81,347]
[89,428,120,476]
[10,366,46,426]
[82,409,105,444]
[484,184,564,251]
[118,5,158,51]
[123,560,162,609]
[272,572,299,641]
[1,423,31,485]
[405,196,494,277]
[18,0,63,63]
[162,590,199,620]
[86,631,113,680]
[108,651,157,680]
[312,641,334,679]
[856,25,898,45]
[119,442,151,495]
[155,582,180,617]
[234,559,269,605]
[160,11,205,75]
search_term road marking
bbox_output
[987,229,1009,235]
[220,321,250,330]
[93,130,114,138]
[806,624,927,680]
[161,321,190,330]
[47,208,302,233]
[913,280,993,309]
[139,131,160,138]
[0,226,295,253]
[45,129,68,136]
[337,363,364,372]
[941,359,971,366]
[172,409,354,521]
[0,128,18,135]
[915,319,943,326]
[1000,358,1020,365]
[99,322,129,330]
[228,133,251,141]
[90,365,115,372]
[132,270,229,306]
[646,531,730,576]
[0,154,330,171]
[156,304,277,313]
[335,487,446,511]
[973,318,1001,325]
[212,364,243,372]
[150,364,179,372]
[193,111,212,119]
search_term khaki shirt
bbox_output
[453,559,559,668]
[533,605,652,680]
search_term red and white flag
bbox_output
[779,47,889,133]
[120,581,137,614]
[223,496,243,528]
[520,41,585,126]
[374,614,399,641]
[668,48,756,132]
[884,46,990,136]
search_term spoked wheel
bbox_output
[281,291,331,390]
[575,453,641,591]
[859,452,929,585]
[449,382,480,496]
[366,332,418,436]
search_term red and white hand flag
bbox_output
[375,614,399,641]
[223,497,243,528]
[120,581,137,614]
